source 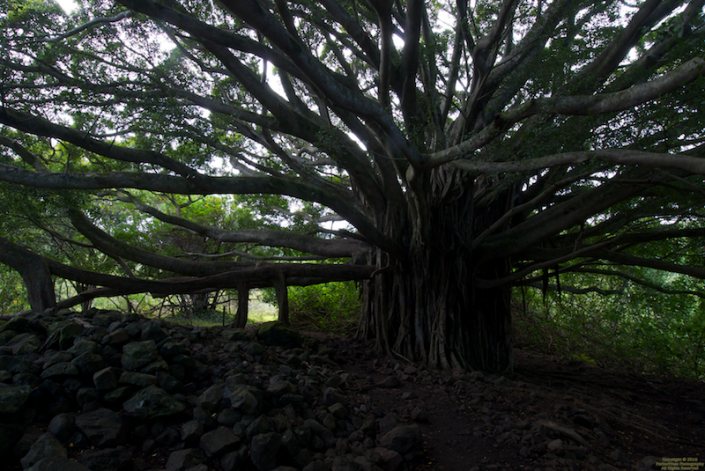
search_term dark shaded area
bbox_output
[1,311,703,470]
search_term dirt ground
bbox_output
[321,332,705,471]
[6,318,703,471]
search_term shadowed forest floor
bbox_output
[323,333,705,471]
[3,312,703,471]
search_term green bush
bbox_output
[266,282,362,333]
[513,281,705,381]
[0,266,29,315]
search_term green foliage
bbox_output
[1,0,704,375]
[569,352,596,365]
[514,275,705,381]
[0,265,29,314]
[264,282,362,333]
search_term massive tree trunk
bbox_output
[3,0,697,373]
[358,179,515,373]
[358,250,513,373]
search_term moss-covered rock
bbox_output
[0,385,31,417]
[255,322,302,349]
[122,386,186,420]
[6,333,42,355]
[0,316,29,335]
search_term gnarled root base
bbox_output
[357,251,513,373]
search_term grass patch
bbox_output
[158,290,278,327]
[248,292,278,323]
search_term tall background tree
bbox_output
[1,0,704,372]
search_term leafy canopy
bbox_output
[0,0,703,319]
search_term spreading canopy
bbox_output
[1,0,704,370]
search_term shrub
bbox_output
[513,283,705,381]
[265,282,362,333]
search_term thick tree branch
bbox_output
[477,238,619,289]
[568,0,685,91]
[197,42,388,211]
[0,107,204,184]
[590,248,705,280]
[46,11,135,43]
[0,135,49,171]
[318,0,380,68]
[370,0,394,109]
[523,282,627,296]
[425,56,705,168]
[480,176,650,261]
[45,253,376,292]
[114,0,309,85]
[179,251,326,262]
[67,209,252,277]
[399,0,424,126]
[0,237,56,312]
[451,149,705,175]
[478,0,594,129]
[567,267,705,298]
[463,0,519,131]
[216,0,424,169]
[606,0,705,92]
[0,163,395,251]
[0,240,372,301]
[119,192,371,258]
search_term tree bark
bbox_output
[190,293,210,312]
[0,237,56,313]
[76,283,95,312]
[233,282,249,328]
[358,252,513,373]
[273,269,289,325]
[358,178,515,373]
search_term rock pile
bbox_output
[0,309,421,471]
